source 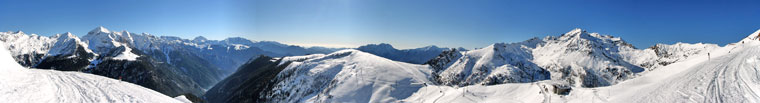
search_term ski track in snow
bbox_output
[617,43,760,103]
[0,69,182,103]
[0,41,179,103]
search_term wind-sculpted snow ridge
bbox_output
[406,29,760,103]
[266,49,434,102]
[0,42,181,103]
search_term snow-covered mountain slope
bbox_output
[35,32,97,71]
[204,28,737,102]
[405,29,760,103]
[357,43,448,64]
[434,38,550,86]
[640,42,720,69]
[404,83,548,103]
[427,28,720,88]
[87,47,206,97]
[1,26,343,92]
[203,55,291,103]
[590,29,760,103]
[205,49,435,103]
[272,49,433,102]
[0,31,96,71]
[46,32,95,57]
[0,42,181,103]
[0,31,56,66]
[429,29,650,87]
[532,29,647,87]
[79,26,340,88]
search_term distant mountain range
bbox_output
[0,26,347,97]
[0,26,457,98]
[202,28,741,102]
[4,27,757,103]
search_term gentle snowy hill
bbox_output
[0,42,182,103]
[271,50,433,102]
[205,50,434,103]
[357,43,448,64]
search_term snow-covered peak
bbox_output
[559,28,591,38]
[82,26,133,54]
[47,32,93,57]
[559,28,602,41]
[0,31,57,57]
[271,49,432,102]
[192,36,207,43]
[62,32,73,37]
[553,28,631,48]
[534,29,643,87]
[565,28,584,35]
[89,26,111,34]
[15,30,24,34]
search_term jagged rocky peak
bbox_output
[557,28,612,42]
[553,28,635,48]
[560,28,588,38]
[88,26,111,34]
[57,32,76,38]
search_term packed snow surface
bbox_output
[0,42,179,103]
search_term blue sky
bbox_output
[1,0,759,49]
